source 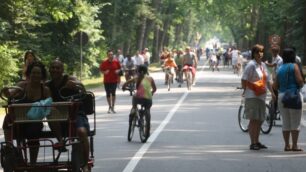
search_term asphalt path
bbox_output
[1,58,306,172]
[91,59,306,172]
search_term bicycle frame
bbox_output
[184,66,193,90]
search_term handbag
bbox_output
[27,97,53,120]
[247,66,267,96]
[281,64,302,109]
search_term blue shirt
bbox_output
[277,63,298,93]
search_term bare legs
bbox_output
[283,130,301,151]
[78,127,90,172]
[248,119,262,144]
[107,95,116,113]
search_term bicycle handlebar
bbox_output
[0,86,26,103]
[59,84,86,101]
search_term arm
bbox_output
[65,76,85,92]
[193,54,198,68]
[122,77,137,89]
[150,78,157,95]
[241,79,247,95]
[294,63,304,88]
[99,61,110,75]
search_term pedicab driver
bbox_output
[47,59,90,172]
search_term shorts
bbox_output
[278,93,302,131]
[76,114,90,134]
[132,97,152,109]
[182,65,196,76]
[245,98,266,121]
[104,83,117,97]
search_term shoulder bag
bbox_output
[281,64,302,109]
[246,65,267,96]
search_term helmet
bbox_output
[137,65,148,75]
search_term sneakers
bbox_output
[250,142,267,150]
[108,106,116,113]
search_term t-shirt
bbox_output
[164,58,177,68]
[183,53,196,65]
[242,60,270,100]
[99,59,121,83]
[277,63,299,93]
[135,76,153,100]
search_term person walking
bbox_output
[274,48,304,151]
[100,50,122,113]
[241,44,275,150]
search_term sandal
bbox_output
[291,148,303,152]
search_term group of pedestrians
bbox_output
[241,44,304,151]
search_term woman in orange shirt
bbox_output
[163,54,177,85]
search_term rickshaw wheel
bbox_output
[1,146,15,172]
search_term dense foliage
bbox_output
[0,0,305,87]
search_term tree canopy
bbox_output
[0,0,305,87]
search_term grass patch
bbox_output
[82,77,103,90]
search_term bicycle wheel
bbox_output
[167,74,171,91]
[139,110,150,143]
[238,105,249,132]
[127,113,137,141]
[186,71,192,90]
[261,104,273,134]
[129,82,134,96]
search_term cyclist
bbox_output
[182,46,198,86]
[174,49,184,87]
[47,59,91,172]
[123,54,136,81]
[122,65,157,128]
[163,53,177,85]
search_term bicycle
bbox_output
[164,67,174,91]
[124,68,136,96]
[237,87,273,134]
[127,105,151,143]
[268,99,281,126]
[176,66,184,87]
[184,65,193,90]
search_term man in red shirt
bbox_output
[100,50,122,113]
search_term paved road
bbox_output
[1,59,306,172]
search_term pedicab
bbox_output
[0,85,96,172]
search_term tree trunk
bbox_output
[143,19,154,49]
[152,26,160,63]
[111,0,118,46]
[304,3,306,65]
[137,18,147,51]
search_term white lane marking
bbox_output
[122,61,206,172]
[122,91,188,172]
